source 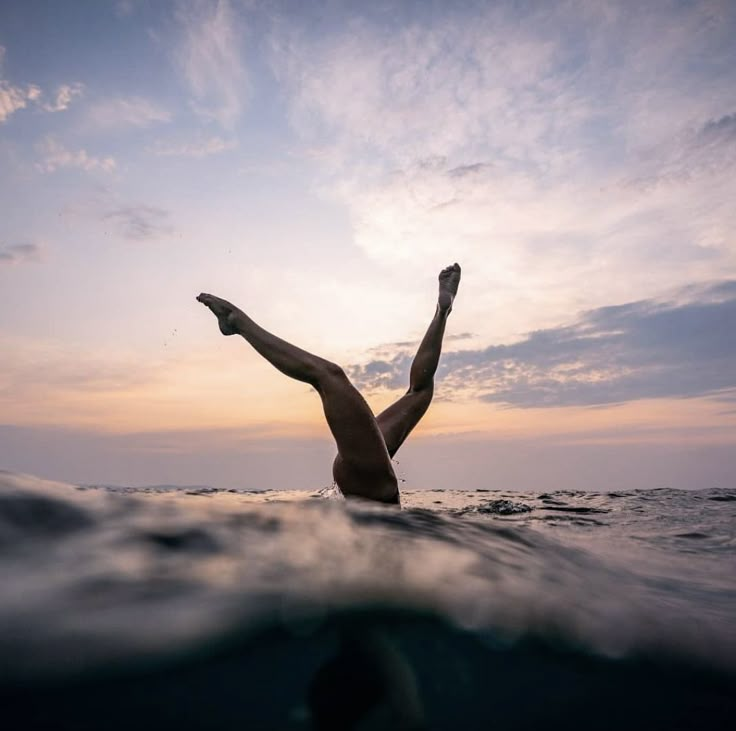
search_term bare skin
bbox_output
[197,263,461,505]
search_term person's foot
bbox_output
[196,293,242,336]
[438,263,461,312]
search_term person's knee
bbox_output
[323,360,347,382]
[408,381,434,397]
[313,360,348,391]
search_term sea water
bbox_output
[1,471,734,729]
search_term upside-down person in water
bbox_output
[197,263,461,506]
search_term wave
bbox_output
[1,471,734,729]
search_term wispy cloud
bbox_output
[271,1,736,335]
[0,46,41,123]
[0,242,42,265]
[0,79,39,123]
[149,134,236,158]
[174,0,247,128]
[87,95,171,128]
[40,83,84,112]
[348,281,736,408]
[103,205,172,240]
[273,5,580,169]
[1,46,83,122]
[59,188,173,241]
[623,112,736,191]
[36,137,116,173]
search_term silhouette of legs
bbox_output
[375,263,461,457]
[197,293,399,503]
[197,263,460,505]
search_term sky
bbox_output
[1,0,734,491]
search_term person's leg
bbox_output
[376,263,461,457]
[197,293,398,503]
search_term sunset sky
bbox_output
[1,0,734,491]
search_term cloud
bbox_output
[272,5,587,170]
[0,242,42,265]
[0,44,41,123]
[270,1,736,336]
[1,46,82,121]
[40,83,84,112]
[623,111,736,191]
[149,135,236,157]
[174,0,247,128]
[59,189,173,241]
[103,205,172,240]
[447,163,493,178]
[0,80,36,122]
[87,96,171,128]
[348,281,736,408]
[36,137,116,173]
[446,332,475,342]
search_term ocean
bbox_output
[1,470,734,730]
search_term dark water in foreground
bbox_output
[1,471,734,730]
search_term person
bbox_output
[196,263,461,506]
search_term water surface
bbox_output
[1,471,734,729]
